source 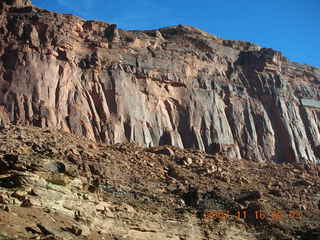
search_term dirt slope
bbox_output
[0,125,319,239]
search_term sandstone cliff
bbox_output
[1,0,320,164]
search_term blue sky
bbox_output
[33,0,319,67]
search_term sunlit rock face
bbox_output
[0,1,320,164]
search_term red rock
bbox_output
[0,1,319,165]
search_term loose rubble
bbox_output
[0,125,319,239]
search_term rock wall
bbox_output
[1,1,320,164]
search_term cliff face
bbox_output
[1,0,320,164]
[1,125,319,240]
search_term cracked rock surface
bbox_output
[1,1,320,164]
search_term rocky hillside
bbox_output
[0,124,320,240]
[1,0,320,164]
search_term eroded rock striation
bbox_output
[1,0,320,164]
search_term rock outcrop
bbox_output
[0,124,319,239]
[1,1,320,164]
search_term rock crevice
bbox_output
[0,3,320,163]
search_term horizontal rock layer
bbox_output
[0,1,320,164]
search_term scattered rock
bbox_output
[216,173,230,183]
[11,190,27,201]
[167,165,180,179]
[182,157,193,166]
[25,226,41,234]
[46,173,70,186]
[296,228,320,240]
[40,236,64,240]
[299,204,307,211]
[46,162,66,173]
[182,185,200,207]
[0,119,319,239]
[12,198,22,206]
[0,193,9,204]
[74,210,83,222]
[0,204,10,212]
[0,154,19,172]
[0,174,25,188]
[292,179,313,187]
[0,159,10,172]
[269,189,282,197]
[28,188,39,196]
[21,198,33,207]
[206,165,217,174]
[245,202,265,224]
[236,190,262,204]
[239,177,249,185]
[37,223,54,236]
[65,165,79,177]
[153,147,175,156]
[63,225,82,236]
